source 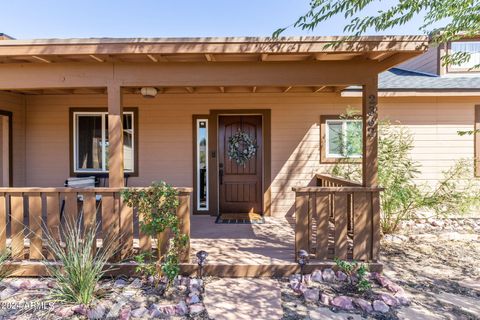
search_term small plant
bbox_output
[0,249,12,280]
[122,181,188,286]
[43,215,117,305]
[335,258,371,293]
[134,252,157,283]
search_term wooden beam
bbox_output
[107,85,124,187]
[362,77,378,187]
[89,54,104,62]
[31,56,51,63]
[205,54,216,62]
[146,54,158,62]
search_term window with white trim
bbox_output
[449,41,480,71]
[325,119,362,158]
[73,111,135,173]
[196,119,209,210]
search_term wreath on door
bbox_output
[227,130,258,166]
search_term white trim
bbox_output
[325,119,362,158]
[72,110,135,173]
[196,119,209,211]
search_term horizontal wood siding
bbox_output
[22,94,477,217]
[0,92,26,186]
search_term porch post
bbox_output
[107,84,124,187]
[362,76,378,187]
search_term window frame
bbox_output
[320,115,362,164]
[192,114,212,215]
[446,40,480,74]
[69,107,139,177]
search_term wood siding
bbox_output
[0,92,25,186]
[21,93,477,217]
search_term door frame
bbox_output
[210,109,271,217]
[0,110,13,187]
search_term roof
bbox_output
[342,67,480,93]
[0,35,428,64]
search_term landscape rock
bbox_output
[373,300,389,313]
[311,270,323,282]
[336,271,347,281]
[379,292,399,306]
[130,306,148,318]
[331,295,354,310]
[55,306,74,318]
[322,268,336,282]
[119,307,131,320]
[150,304,177,316]
[0,288,17,300]
[176,301,189,316]
[186,294,201,304]
[114,279,128,288]
[291,281,306,294]
[303,288,320,302]
[106,301,127,318]
[129,278,143,289]
[87,304,106,319]
[189,303,205,314]
[395,293,411,306]
[354,298,373,313]
[72,304,88,316]
[320,293,331,305]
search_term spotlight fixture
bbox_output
[196,250,208,279]
[297,249,309,283]
[140,87,158,98]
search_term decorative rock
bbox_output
[130,306,148,318]
[153,304,177,316]
[289,273,301,283]
[189,278,203,288]
[291,282,306,294]
[9,279,30,290]
[0,288,17,300]
[87,304,106,319]
[373,300,389,313]
[189,288,201,296]
[114,279,128,288]
[189,303,205,314]
[386,282,404,293]
[55,306,74,318]
[336,271,348,281]
[331,296,354,310]
[119,307,131,320]
[72,304,88,316]
[176,301,189,316]
[187,294,201,304]
[311,270,323,282]
[354,298,373,313]
[129,278,143,289]
[303,288,320,302]
[380,293,399,306]
[322,268,336,282]
[303,274,312,284]
[320,293,331,305]
[106,302,126,318]
[395,293,411,306]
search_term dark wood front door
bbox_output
[218,115,263,214]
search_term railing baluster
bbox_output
[28,193,43,260]
[119,197,134,260]
[333,193,348,260]
[0,193,6,252]
[295,192,309,258]
[101,193,118,261]
[46,192,60,259]
[177,192,191,263]
[371,191,381,261]
[11,193,24,260]
[315,193,330,260]
[353,192,369,261]
[64,192,78,224]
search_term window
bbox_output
[449,41,480,71]
[320,116,362,163]
[72,110,136,173]
[195,119,209,210]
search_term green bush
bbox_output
[0,249,11,280]
[122,181,188,286]
[43,215,117,305]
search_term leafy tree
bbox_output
[275,0,480,67]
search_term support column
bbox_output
[107,85,124,187]
[362,77,378,187]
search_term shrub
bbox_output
[43,215,117,305]
[122,181,188,286]
[330,110,480,234]
[0,249,11,280]
[334,258,371,293]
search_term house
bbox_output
[1,34,475,276]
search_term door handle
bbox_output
[219,163,224,185]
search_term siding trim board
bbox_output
[475,105,480,177]
[0,110,13,186]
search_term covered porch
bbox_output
[0,36,428,276]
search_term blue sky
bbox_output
[1,1,428,39]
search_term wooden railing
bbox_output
[293,174,382,262]
[0,187,192,270]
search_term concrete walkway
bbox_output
[203,278,283,320]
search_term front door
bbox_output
[218,115,263,214]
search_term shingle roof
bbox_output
[347,67,480,91]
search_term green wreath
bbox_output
[227,130,258,166]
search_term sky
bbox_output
[0,0,429,39]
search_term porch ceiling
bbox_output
[0,36,428,65]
